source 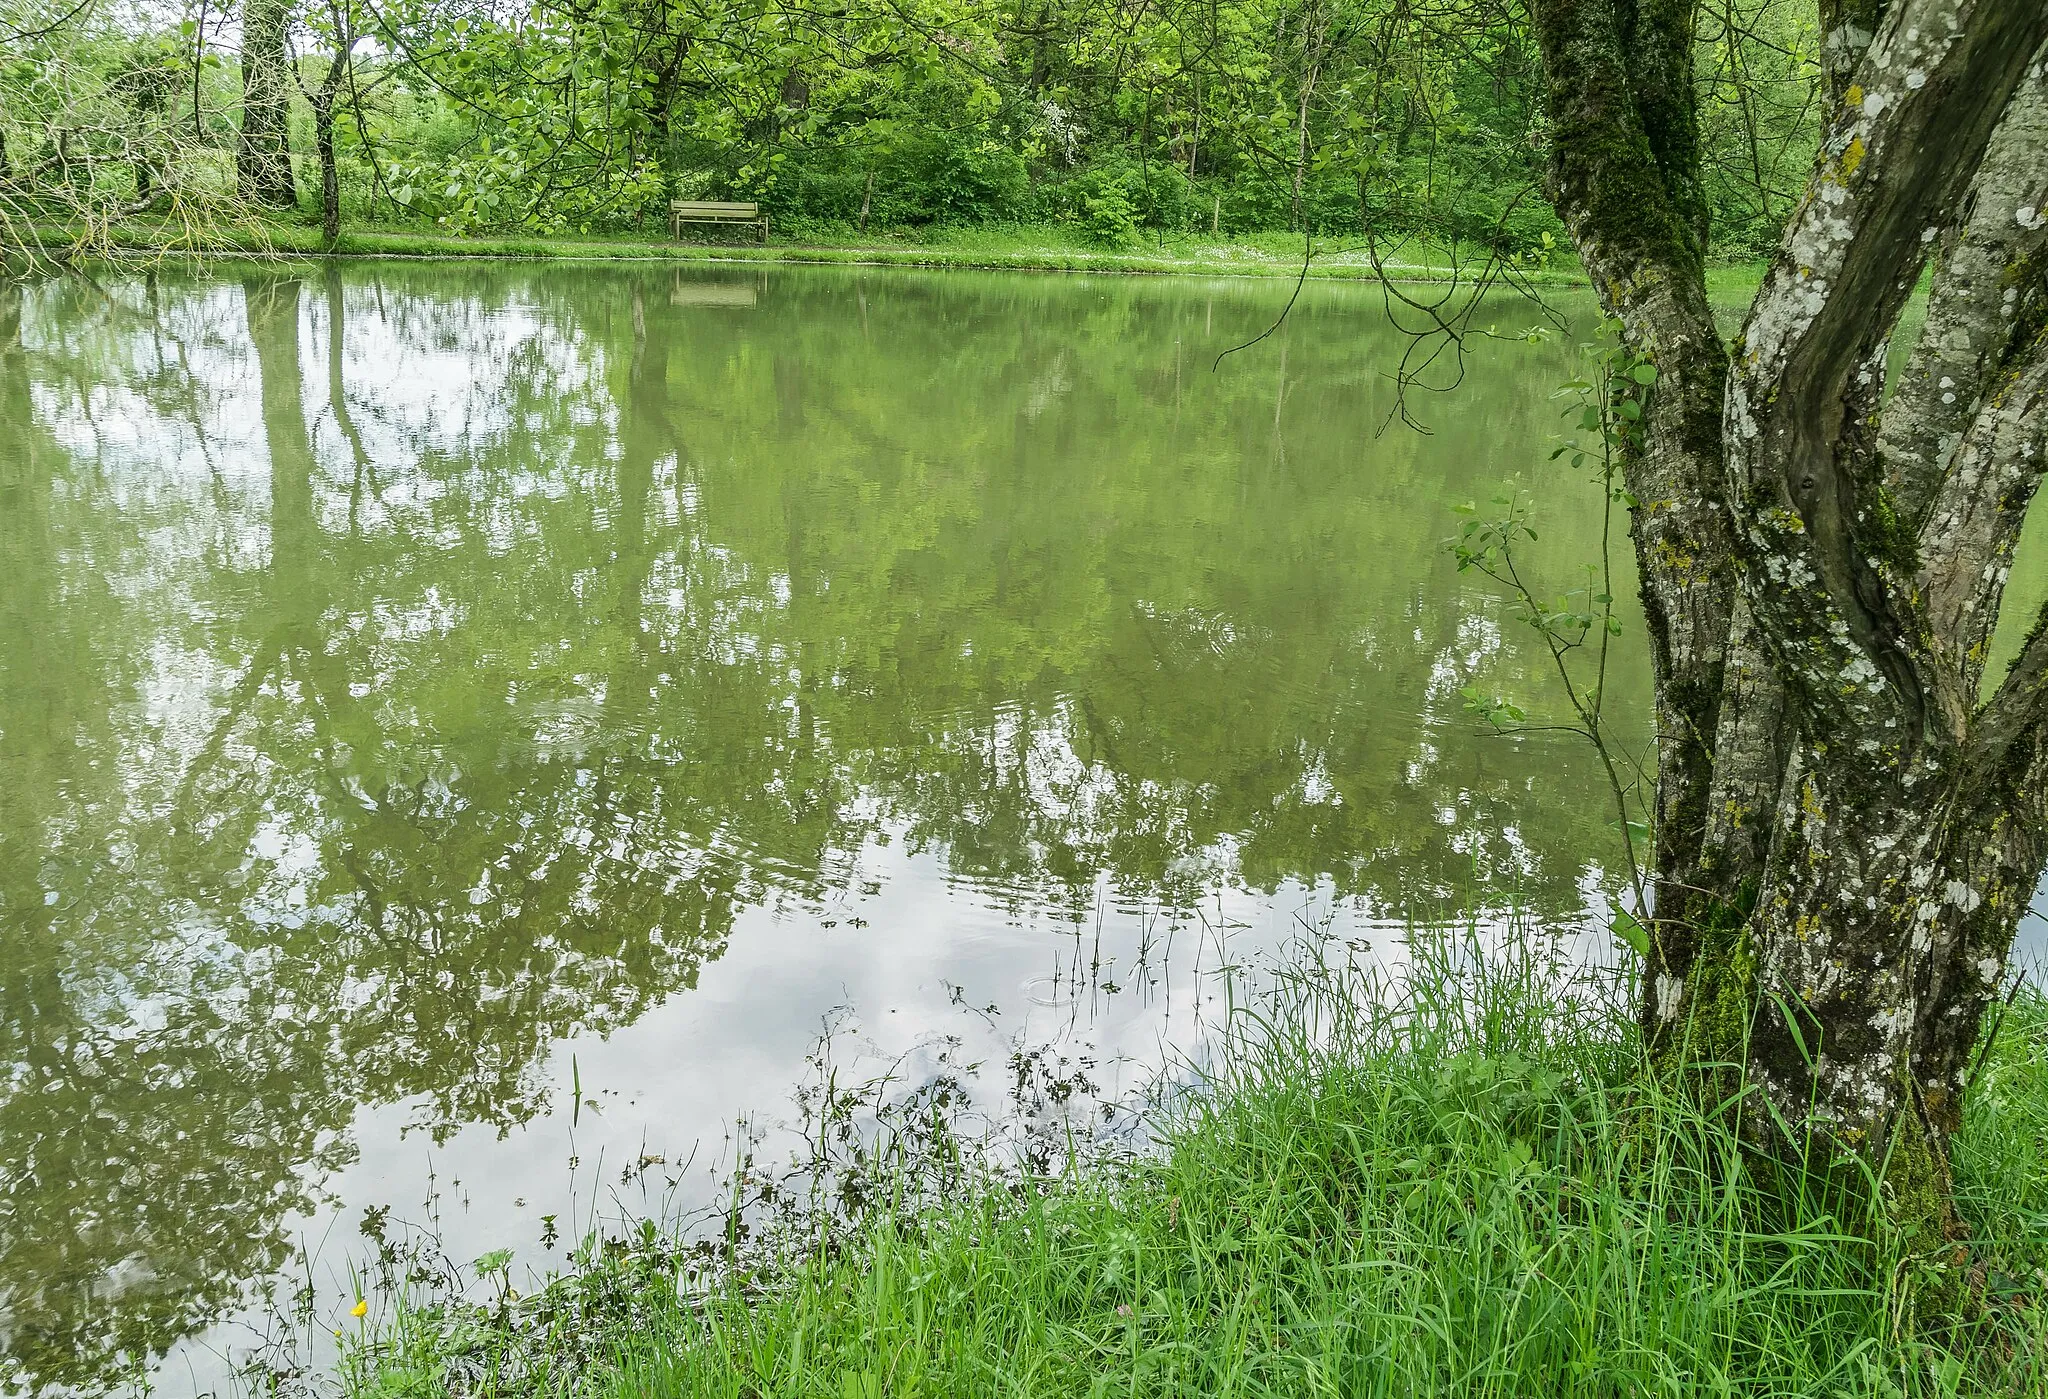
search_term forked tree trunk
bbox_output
[1529,0,2048,1232]
[237,0,297,207]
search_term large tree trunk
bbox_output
[237,0,297,207]
[1528,0,2048,1233]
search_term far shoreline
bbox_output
[9,219,1770,294]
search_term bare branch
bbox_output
[0,0,93,43]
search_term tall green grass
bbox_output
[342,938,2048,1399]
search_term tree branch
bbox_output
[1725,0,2048,742]
[1972,544,2048,776]
[1883,42,2048,526]
[1918,327,2048,706]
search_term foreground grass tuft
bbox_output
[345,944,2048,1398]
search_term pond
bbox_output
[1,262,2042,1394]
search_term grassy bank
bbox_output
[19,217,1767,293]
[338,946,2048,1399]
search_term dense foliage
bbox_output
[1,0,1820,254]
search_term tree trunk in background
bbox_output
[314,96,339,245]
[1528,0,2048,1241]
[1289,0,1328,231]
[313,44,347,247]
[237,0,296,207]
[640,23,692,214]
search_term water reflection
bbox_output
[0,263,2039,1393]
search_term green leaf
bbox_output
[1772,991,1817,1069]
[1612,907,1650,958]
[1630,363,1659,385]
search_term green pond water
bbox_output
[0,263,2041,1394]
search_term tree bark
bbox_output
[237,0,297,207]
[1529,0,1753,1036]
[314,96,339,245]
[1528,0,2048,1233]
[313,44,347,247]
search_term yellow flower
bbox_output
[351,1299,369,1319]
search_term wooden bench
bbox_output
[670,200,768,243]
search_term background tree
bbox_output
[1,0,262,265]
[236,0,295,203]
[297,0,360,243]
[3,0,1821,257]
[1693,0,1822,254]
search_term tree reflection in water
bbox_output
[0,261,1865,1389]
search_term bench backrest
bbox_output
[670,200,761,218]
